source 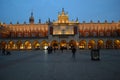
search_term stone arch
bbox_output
[69,40,77,49]
[24,41,32,50]
[79,40,87,49]
[16,40,23,50]
[88,40,96,49]
[97,40,104,49]
[40,40,49,49]
[33,40,40,49]
[106,40,113,49]
[60,40,67,49]
[51,40,59,49]
[114,40,120,49]
[8,41,16,50]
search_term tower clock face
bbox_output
[53,26,74,35]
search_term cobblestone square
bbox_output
[0,49,120,80]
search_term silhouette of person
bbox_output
[47,46,50,54]
[2,48,5,55]
[72,46,76,58]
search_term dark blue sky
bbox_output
[0,0,120,24]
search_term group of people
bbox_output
[47,46,77,57]
[0,48,11,55]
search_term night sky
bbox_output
[0,0,120,24]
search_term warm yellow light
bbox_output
[13,44,16,49]
[116,40,119,43]
[44,46,48,50]
[20,44,24,49]
[61,44,66,47]
[79,45,85,49]
[88,46,91,49]
[35,43,40,48]
[27,44,32,49]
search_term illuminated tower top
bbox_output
[58,8,69,23]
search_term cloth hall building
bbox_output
[0,9,120,50]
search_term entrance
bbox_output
[33,40,40,49]
[88,40,96,49]
[40,40,48,50]
[24,41,32,50]
[97,40,104,49]
[69,40,76,49]
[79,40,87,49]
[60,40,67,50]
[51,40,59,49]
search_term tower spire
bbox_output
[62,8,64,12]
[76,17,78,22]
[62,8,65,15]
[29,11,34,24]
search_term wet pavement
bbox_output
[0,49,120,80]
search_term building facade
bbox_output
[0,8,120,50]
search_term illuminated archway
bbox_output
[51,40,59,49]
[8,41,16,50]
[88,40,96,49]
[40,40,48,49]
[69,40,77,49]
[97,40,104,49]
[114,40,120,49]
[24,41,32,49]
[106,40,113,49]
[33,40,40,49]
[60,40,67,49]
[16,40,23,50]
[79,40,87,49]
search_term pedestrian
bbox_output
[72,46,76,58]
[2,48,6,55]
[47,46,50,54]
[47,46,53,54]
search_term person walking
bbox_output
[72,46,76,58]
[47,46,50,54]
[2,48,6,55]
